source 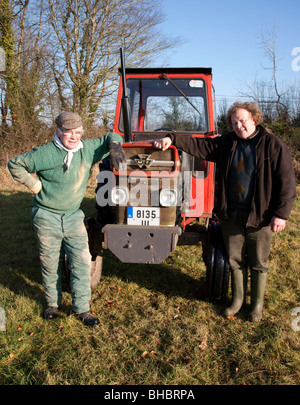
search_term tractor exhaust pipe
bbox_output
[120,48,132,143]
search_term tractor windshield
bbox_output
[119,77,208,133]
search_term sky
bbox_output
[159,0,300,110]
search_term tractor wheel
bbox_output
[205,221,216,298]
[206,219,230,302]
[63,253,103,292]
[90,254,103,291]
[85,217,103,291]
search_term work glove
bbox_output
[109,142,126,170]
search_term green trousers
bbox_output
[31,206,91,313]
[221,210,273,275]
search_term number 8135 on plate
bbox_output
[127,207,160,226]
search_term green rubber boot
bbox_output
[225,269,247,317]
[248,271,267,322]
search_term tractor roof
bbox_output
[119,67,212,75]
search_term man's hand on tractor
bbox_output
[109,142,126,170]
[153,137,172,151]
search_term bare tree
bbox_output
[239,26,293,123]
[258,26,288,121]
[44,0,179,124]
[1,0,179,130]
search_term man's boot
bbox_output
[248,270,267,322]
[225,269,247,317]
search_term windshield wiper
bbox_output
[162,73,203,116]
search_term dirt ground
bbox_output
[0,166,25,191]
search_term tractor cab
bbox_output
[112,67,217,224]
[94,63,229,301]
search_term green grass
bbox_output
[0,168,299,386]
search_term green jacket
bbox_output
[8,132,122,214]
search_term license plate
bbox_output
[127,207,160,226]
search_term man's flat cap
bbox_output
[55,111,82,129]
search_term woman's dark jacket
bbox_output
[168,125,296,227]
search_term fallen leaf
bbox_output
[104,300,114,308]
[9,353,15,359]
[29,332,34,336]
[141,351,148,358]
[199,341,207,351]
[17,325,22,331]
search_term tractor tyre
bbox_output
[90,254,103,291]
[205,220,216,298]
[85,217,103,291]
[206,219,230,302]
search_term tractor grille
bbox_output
[123,147,175,172]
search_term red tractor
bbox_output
[89,49,229,301]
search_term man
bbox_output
[8,112,125,326]
[153,102,296,322]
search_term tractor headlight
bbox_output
[160,189,177,207]
[111,186,129,205]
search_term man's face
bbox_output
[231,109,256,139]
[58,126,83,150]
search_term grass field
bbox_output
[0,166,299,386]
